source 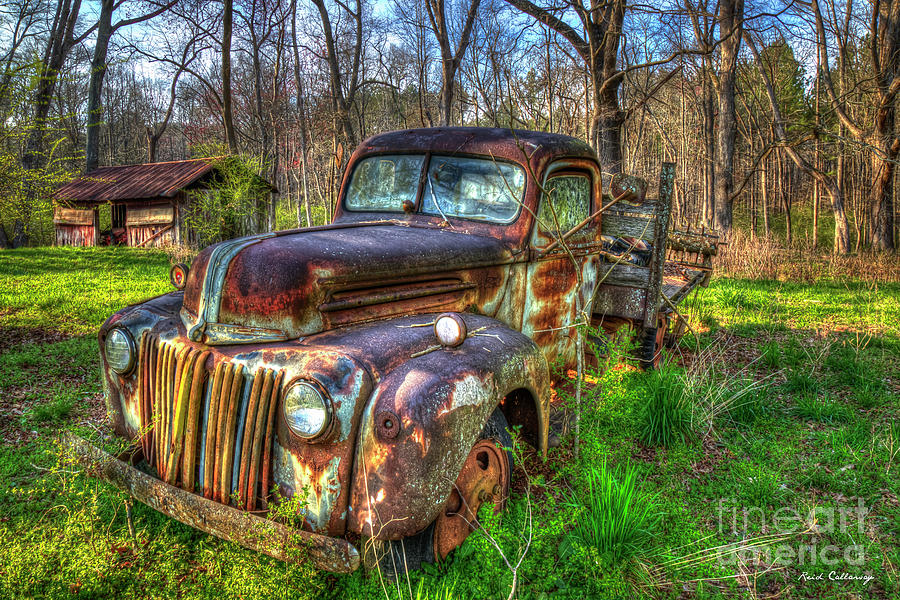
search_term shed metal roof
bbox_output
[54,158,223,204]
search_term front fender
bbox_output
[347,314,549,539]
[99,292,184,436]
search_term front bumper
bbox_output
[63,434,360,573]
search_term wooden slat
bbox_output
[598,262,651,288]
[601,213,656,241]
[642,163,675,330]
[602,191,658,216]
[53,207,94,225]
[126,204,174,225]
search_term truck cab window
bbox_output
[535,174,590,241]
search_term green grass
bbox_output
[638,366,694,447]
[0,246,172,335]
[1,247,899,599]
[565,460,661,567]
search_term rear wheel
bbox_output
[365,408,512,577]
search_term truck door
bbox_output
[521,160,604,368]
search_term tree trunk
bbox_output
[85,0,114,173]
[713,0,743,235]
[700,66,715,225]
[147,129,159,162]
[222,0,238,153]
[871,110,897,251]
[593,84,624,175]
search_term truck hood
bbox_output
[181,221,516,344]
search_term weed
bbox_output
[780,340,806,368]
[27,396,75,423]
[638,367,694,446]
[759,341,782,369]
[853,382,891,409]
[727,389,770,428]
[738,463,787,507]
[783,370,821,395]
[793,394,852,424]
[565,460,661,567]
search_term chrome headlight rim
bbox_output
[105,327,136,375]
[282,378,332,441]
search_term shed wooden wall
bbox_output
[126,199,177,248]
[54,207,98,246]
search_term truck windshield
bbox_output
[345,155,425,212]
[422,156,524,223]
[344,154,525,223]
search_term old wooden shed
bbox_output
[53,158,275,248]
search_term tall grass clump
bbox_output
[638,366,694,446]
[566,460,661,567]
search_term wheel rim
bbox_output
[433,439,509,560]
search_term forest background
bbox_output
[1,0,899,258]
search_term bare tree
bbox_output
[423,0,481,125]
[811,0,897,251]
[309,0,364,148]
[746,33,851,253]
[84,0,177,173]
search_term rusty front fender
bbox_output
[346,314,549,540]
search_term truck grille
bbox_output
[136,332,284,511]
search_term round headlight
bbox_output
[105,327,136,374]
[434,313,467,347]
[283,381,330,439]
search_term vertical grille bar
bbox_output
[203,363,225,498]
[147,336,159,466]
[218,364,245,505]
[237,369,265,509]
[245,369,278,511]
[166,347,196,485]
[137,331,150,459]
[213,363,236,502]
[182,351,210,492]
[259,369,284,510]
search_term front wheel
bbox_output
[365,408,512,576]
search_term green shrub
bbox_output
[638,367,694,446]
[565,460,661,567]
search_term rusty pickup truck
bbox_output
[76,127,716,575]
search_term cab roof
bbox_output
[355,127,597,166]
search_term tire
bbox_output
[365,407,512,578]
